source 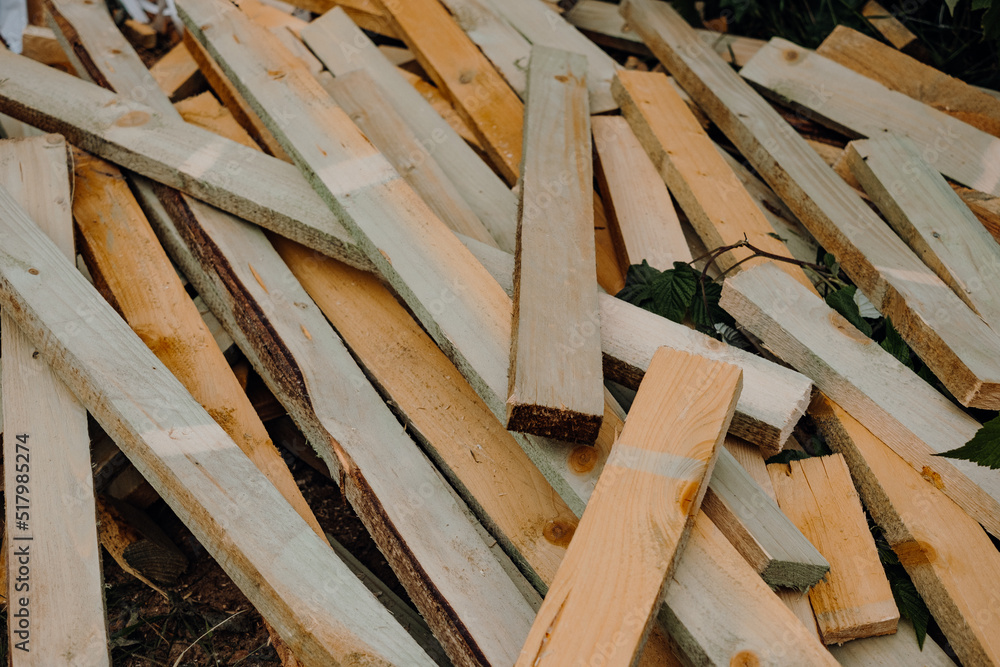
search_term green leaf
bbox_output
[765,449,813,465]
[880,318,912,369]
[974,0,992,10]
[650,262,699,323]
[690,279,725,328]
[938,413,1000,469]
[766,231,788,243]
[944,0,960,15]
[826,286,873,337]
[887,567,930,649]
[616,260,660,309]
[823,252,840,277]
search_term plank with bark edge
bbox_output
[517,348,741,666]
[719,261,1000,539]
[0,135,109,666]
[622,0,1000,410]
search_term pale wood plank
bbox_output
[703,445,829,589]
[812,394,1000,666]
[150,42,205,101]
[437,0,530,97]
[724,436,777,501]
[860,1,923,57]
[517,349,741,666]
[0,179,433,666]
[322,69,499,249]
[0,51,373,269]
[72,149,325,538]
[301,8,518,252]
[769,454,898,643]
[174,92,259,150]
[847,134,1000,334]
[0,134,109,665]
[831,619,956,667]
[819,26,998,137]
[507,47,602,443]
[740,38,1000,196]
[461,234,814,456]
[624,0,1000,409]
[612,69,817,293]
[395,67,487,152]
[592,115,690,271]
[234,0,308,35]
[720,262,1000,539]
[375,0,524,184]
[477,0,619,113]
[122,18,156,49]
[21,25,74,71]
[956,186,1000,244]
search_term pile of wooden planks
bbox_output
[0,0,998,663]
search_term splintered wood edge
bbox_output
[506,403,604,444]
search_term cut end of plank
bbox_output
[506,402,604,444]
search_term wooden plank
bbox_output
[150,42,205,101]
[0,135,109,665]
[846,134,1000,333]
[174,91,259,150]
[831,619,956,667]
[374,0,524,184]
[322,69,499,249]
[661,510,839,666]
[122,18,156,50]
[623,0,1000,410]
[703,445,829,589]
[95,495,187,593]
[21,25,74,71]
[563,0,764,65]
[476,0,619,113]
[507,47,602,443]
[462,235,814,456]
[72,149,325,539]
[818,26,999,137]
[0,180,433,667]
[769,455,898,643]
[234,0,307,35]
[0,50,369,269]
[437,0,531,97]
[860,1,923,57]
[740,38,1000,197]
[956,186,1000,244]
[719,262,1000,539]
[517,349,741,666]
[612,69,817,293]
[812,395,1000,665]
[301,8,518,252]
[181,30,292,160]
[394,67,487,152]
[592,115,691,271]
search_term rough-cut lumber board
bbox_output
[308,0,399,37]
[592,115,690,271]
[235,0,307,35]
[122,18,156,49]
[518,349,741,666]
[769,455,898,643]
[462,234,813,456]
[437,0,530,97]
[95,495,187,590]
[395,66,486,151]
[818,26,1000,137]
[612,69,816,293]
[21,25,74,71]
[662,510,839,666]
[831,619,956,667]
[322,69,498,249]
[149,42,205,101]
[375,0,524,185]
[740,38,1000,196]
[477,0,619,113]
[0,50,368,269]
[812,395,1000,666]
[703,445,829,589]
[301,8,518,252]
[957,186,1000,244]
[624,0,1000,410]
[181,31,292,160]
[720,262,1000,539]
[174,92,259,150]
[268,24,323,75]
[860,1,922,57]
[0,135,109,665]
[563,0,764,65]
[72,150,325,538]
[141,182,538,667]
[847,134,1000,332]
[0,181,432,666]
[507,47,602,443]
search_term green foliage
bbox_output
[825,285,873,337]
[871,521,931,648]
[880,319,911,367]
[939,414,1000,469]
[615,261,741,342]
